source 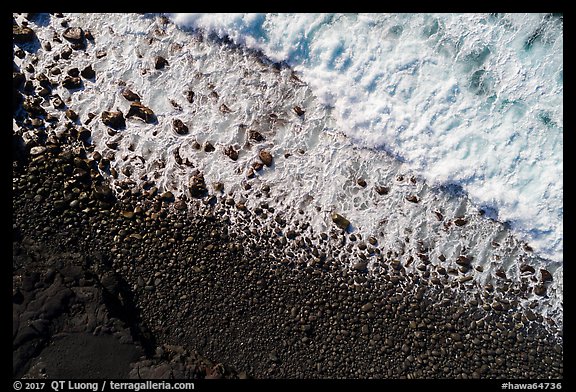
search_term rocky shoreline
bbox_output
[13,13,563,380]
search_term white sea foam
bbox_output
[170,13,564,265]
[13,13,563,325]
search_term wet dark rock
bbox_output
[331,213,350,230]
[520,264,536,275]
[63,27,83,41]
[52,95,65,109]
[80,65,95,80]
[121,211,135,219]
[62,76,82,89]
[259,150,273,167]
[92,184,114,201]
[62,27,86,49]
[219,103,232,113]
[172,119,188,135]
[105,141,119,150]
[174,200,187,210]
[154,56,168,69]
[375,185,390,195]
[357,178,367,188]
[160,191,174,201]
[122,89,140,102]
[454,217,468,226]
[37,73,52,88]
[456,255,472,267]
[248,130,264,142]
[61,46,72,59]
[540,269,553,282]
[22,97,47,117]
[224,146,238,161]
[13,25,37,44]
[78,128,91,142]
[525,310,538,322]
[406,195,419,203]
[101,111,125,129]
[126,102,155,123]
[189,173,207,198]
[204,142,215,153]
[169,99,182,110]
[185,90,194,103]
[65,109,78,121]
[38,87,51,97]
[293,106,305,116]
[352,261,368,271]
[84,29,94,41]
[534,285,547,296]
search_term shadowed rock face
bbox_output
[172,119,189,135]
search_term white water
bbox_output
[169,12,564,266]
[13,13,563,325]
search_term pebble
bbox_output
[161,191,174,200]
[259,150,273,167]
[63,26,84,42]
[454,217,468,226]
[360,303,373,312]
[331,213,350,230]
[101,111,125,129]
[293,106,305,116]
[540,269,553,282]
[122,89,140,101]
[534,285,546,296]
[155,56,168,69]
[65,109,78,121]
[406,195,419,203]
[224,146,238,161]
[30,146,47,156]
[13,25,36,44]
[126,102,155,123]
[81,65,95,79]
[172,119,188,135]
[62,76,81,89]
[353,261,368,271]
